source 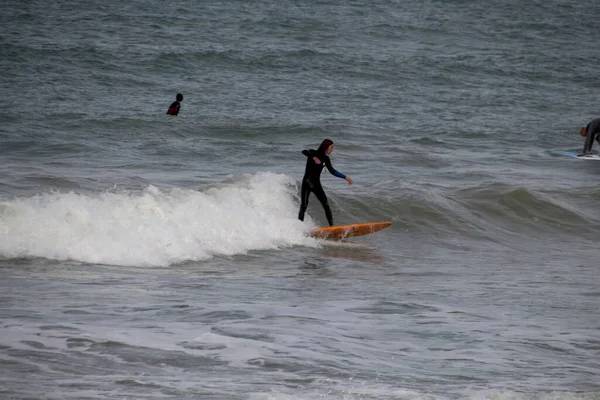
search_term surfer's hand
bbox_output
[346,177,353,185]
[313,157,321,164]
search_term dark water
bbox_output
[1,0,600,399]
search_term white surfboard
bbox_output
[551,150,600,160]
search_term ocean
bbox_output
[1,0,599,399]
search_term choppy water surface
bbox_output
[1,0,599,398]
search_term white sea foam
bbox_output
[0,172,317,266]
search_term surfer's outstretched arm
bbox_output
[325,160,345,179]
[325,157,353,184]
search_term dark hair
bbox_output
[176,93,183,101]
[317,139,334,154]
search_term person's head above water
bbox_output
[176,93,183,102]
[579,126,587,137]
[317,139,334,155]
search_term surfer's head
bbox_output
[176,93,183,102]
[318,139,334,155]
[579,127,587,137]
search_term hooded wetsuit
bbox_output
[582,118,600,153]
[298,149,346,226]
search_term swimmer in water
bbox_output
[166,93,183,116]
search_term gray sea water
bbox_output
[1,0,600,399]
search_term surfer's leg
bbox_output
[313,184,333,226]
[298,180,311,221]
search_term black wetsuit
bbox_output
[298,149,346,226]
[167,101,180,116]
[582,118,600,153]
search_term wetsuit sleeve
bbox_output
[302,149,318,157]
[583,133,593,152]
[324,156,346,179]
[583,122,595,153]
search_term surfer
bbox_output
[166,93,183,116]
[579,118,600,155]
[298,139,353,226]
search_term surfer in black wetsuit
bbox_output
[167,93,183,116]
[298,139,353,226]
[579,118,600,155]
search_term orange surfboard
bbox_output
[310,221,392,240]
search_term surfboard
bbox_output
[310,221,392,240]
[551,150,600,160]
